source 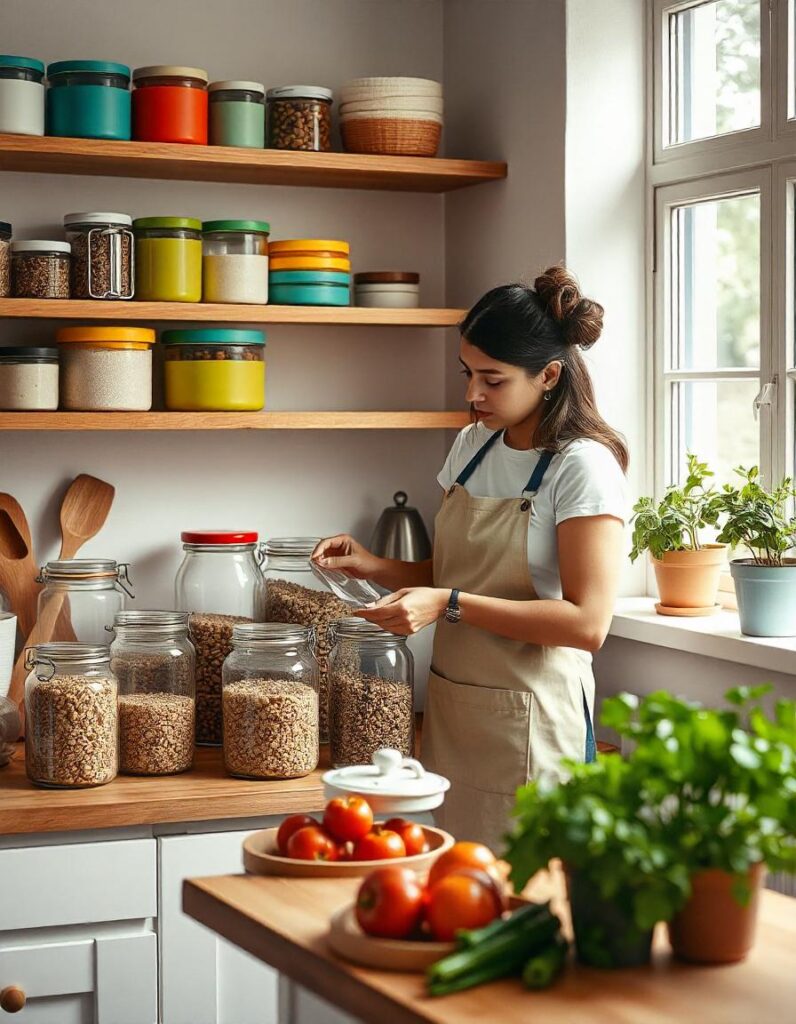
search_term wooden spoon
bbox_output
[0,493,40,639]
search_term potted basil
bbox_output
[630,454,726,615]
[601,686,796,963]
[717,466,796,636]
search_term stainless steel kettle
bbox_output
[370,492,432,562]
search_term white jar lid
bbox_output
[323,748,450,813]
[209,80,265,94]
[63,212,133,227]
[133,65,209,83]
[10,240,71,254]
[266,85,333,102]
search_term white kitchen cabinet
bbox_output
[159,830,279,1024]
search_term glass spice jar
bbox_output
[266,86,332,151]
[25,643,118,789]
[222,622,319,779]
[328,618,414,769]
[10,241,71,299]
[109,610,195,776]
[64,212,134,300]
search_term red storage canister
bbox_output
[132,65,208,144]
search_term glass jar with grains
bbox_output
[64,212,134,300]
[266,86,332,151]
[222,622,319,780]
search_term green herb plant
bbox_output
[717,466,796,566]
[630,454,724,562]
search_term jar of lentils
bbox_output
[263,537,352,745]
[222,623,319,779]
[64,212,134,300]
[25,643,118,789]
[328,618,414,769]
[266,85,332,151]
[10,240,70,299]
[109,610,195,776]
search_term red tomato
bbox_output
[384,818,429,857]
[276,814,320,856]
[352,826,407,861]
[286,826,338,862]
[323,796,374,843]
[426,869,503,941]
[428,841,498,888]
[355,867,426,939]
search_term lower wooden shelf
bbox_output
[0,411,470,431]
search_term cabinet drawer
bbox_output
[0,839,156,931]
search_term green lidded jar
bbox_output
[133,217,202,303]
[46,60,131,140]
[208,81,265,149]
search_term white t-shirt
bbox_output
[437,425,628,600]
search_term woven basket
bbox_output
[341,118,441,157]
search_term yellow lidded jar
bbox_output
[162,328,265,411]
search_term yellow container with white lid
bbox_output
[56,326,155,411]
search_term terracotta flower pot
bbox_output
[651,544,727,611]
[668,864,764,964]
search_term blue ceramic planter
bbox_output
[730,559,796,637]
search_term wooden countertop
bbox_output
[0,742,328,835]
[183,866,796,1024]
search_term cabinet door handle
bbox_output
[0,987,26,1013]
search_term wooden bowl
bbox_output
[243,824,454,878]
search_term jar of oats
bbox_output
[222,622,319,780]
[64,212,134,300]
[263,537,352,745]
[109,610,195,776]
[328,618,414,769]
[25,643,118,788]
[175,530,265,746]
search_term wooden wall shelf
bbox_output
[0,134,506,193]
[0,411,470,431]
[0,299,464,326]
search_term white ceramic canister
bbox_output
[0,55,45,136]
[354,285,420,309]
[56,326,155,411]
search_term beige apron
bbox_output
[421,432,596,851]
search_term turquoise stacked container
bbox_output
[268,240,351,306]
[46,60,131,140]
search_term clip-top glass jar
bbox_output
[209,81,265,148]
[37,559,134,645]
[222,622,319,779]
[264,537,352,745]
[25,643,118,788]
[0,55,45,136]
[328,618,414,769]
[132,65,208,144]
[266,85,332,151]
[109,610,195,776]
[175,530,265,746]
[64,212,134,300]
[46,60,132,140]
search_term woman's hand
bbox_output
[312,535,384,580]
[354,587,449,635]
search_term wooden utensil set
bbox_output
[0,475,115,735]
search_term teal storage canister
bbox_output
[47,60,131,140]
[269,269,350,306]
[209,81,265,148]
[0,55,45,136]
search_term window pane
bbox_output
[668,0,761,145]
[671,192,759,369]
[671,379,760,485]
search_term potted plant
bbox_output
[630,454,726,615]
[717,466,796,636]
[503,754,690,968]
[601,685,796,963]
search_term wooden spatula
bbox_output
[0,493,40,639]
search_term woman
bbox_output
[314,266,628,849]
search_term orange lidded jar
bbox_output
[56,326,155,411]
[132,65,208,144]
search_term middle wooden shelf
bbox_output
[0,299,465,327]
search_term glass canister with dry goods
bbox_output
[174,530,265,746]
[109,610,195,776]
[64,212,134,300]
[222,622,319,779]
[0,221,11,298]
[25,643,118,788]
[266,85,332,151]
[328,618,414,769]
[37,559,134,645]
[10,240,71,299]
[263,537,352,745]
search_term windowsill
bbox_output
[608,597,796,676]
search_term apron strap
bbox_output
[454,429,504,487]
[522,449,554,496]
[582,683,597,763]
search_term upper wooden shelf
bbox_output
[0,134,507,193]
[0,299,464,326]
[0,411,470,431]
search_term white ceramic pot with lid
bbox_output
[323,747,450,814]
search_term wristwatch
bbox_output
[444,589,462,624]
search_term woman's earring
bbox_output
[543,390,552,402]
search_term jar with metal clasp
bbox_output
[36,559,134,645]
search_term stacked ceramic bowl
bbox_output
[268,240,351,306]
[339,77,443,157]
[354,272,420,308]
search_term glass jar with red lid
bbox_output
[132,65,208,145]
[174,530,265,745]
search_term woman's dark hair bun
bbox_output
[533,265,604,350]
